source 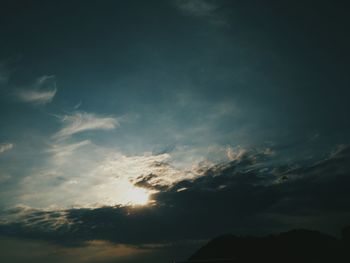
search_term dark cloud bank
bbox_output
[1,145,350,246]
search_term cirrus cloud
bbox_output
[15,75,57,105]
[53,112,119,140]
[174,0,219,17]
[0,143,13,154]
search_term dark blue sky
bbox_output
[0,1,350,262]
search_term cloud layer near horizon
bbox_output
[1,145,349,245]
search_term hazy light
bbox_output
[123,186,150,206]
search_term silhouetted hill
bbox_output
[189,227,350,263]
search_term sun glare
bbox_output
[124,186,150,206]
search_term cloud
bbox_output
[15,75,57,105]
[174,0,219,17]
[173,0,228,26]
[53,112,119,139]
[226,146,247,161]
[0,143,13,154]
[1,145,350,245]
[48,140,91,164]
[14,143,190,208]
[16,89,57,104]
[48,140,91,157]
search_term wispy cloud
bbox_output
[173,0,228,26]
[53,112,119,139]
[15,75,57,105]
[16,89,57,104]
[0,143,13,154]
[48,140,91,163]
[174,0,218,17]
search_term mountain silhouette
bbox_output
[187,227,350,263]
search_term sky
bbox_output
[1,0,350,262]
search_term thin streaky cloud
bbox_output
[53,111,119,139]
[15,75,57,105]
[16,88,57,105]
[73,101,82,110]
[0,143,14,154]
[36,75,55,85]
[173,0,229,26]
[48,140,91,159]
[174,0,218,17]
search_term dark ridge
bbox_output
[187,226,350,263]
